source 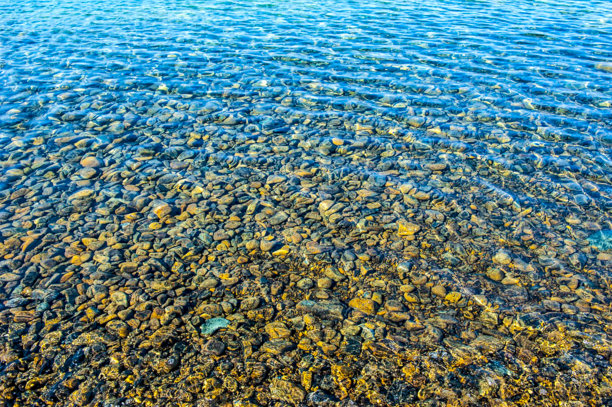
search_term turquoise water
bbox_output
[0,0,611,405]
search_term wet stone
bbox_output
[588,230,612,251]
[80,156,103,167]
[152,201,172,219]
[78,167,98,179]
[260,239,276,252]
[270,379,306,404]
[486,268,505,282]
[398,220,421,236]
[431,285,447,298]
[110,291,129,307]
[348,298,378,315]
[268,211,289,225]
[297,277,314,290]
[262,339,295,355]
[200,318,230,335]
[203,339,226,356]
[265,322,291,339]
[386,381,417,405]
[493,250,512,265]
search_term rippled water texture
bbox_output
[1,0,611,406]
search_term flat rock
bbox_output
[110,291,129,307]
[261,339,295,355]
[265,322,291,339]
[69,189,94,200]
[203,339,226,356]
[270,379,306,404]
[200,318,230,335]
[152,201,172,219]
[260,239,276,252]
[398,220,421,236]
[80,156,103,167]
[268,211,288,225]
[493,250,512,265]
[296,300,345,319]
[348,298,378,315]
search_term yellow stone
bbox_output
[398,220,421,236]
[69,189,94,200]
[355,123,373,132]
[301,371,313,391]
[152,201,171,219]
[303,314,316,325]
[81,237,98,247]
[80,156,102,167]
[265,322,291,339]
[445,291,462,303]
[125,213,139,221]
[431,285,447,298]
[595,62,612,72]
[348,298,377,315]
[272,246,290,256]
[21,235,40,252]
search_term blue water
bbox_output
[0,0,611,405]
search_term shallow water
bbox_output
[1,0,611,405]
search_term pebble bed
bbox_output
[0,0,611,406]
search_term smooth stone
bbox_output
[266,175,287,184]
[595,62,612,72]
[152,201,172,219]
[587,230,612,251]
[213,230,230,241]
[240,297,261,311]
[492,250,511,265]
[470,334,505,354]
[200,278,219,289]
[0,272,21,282]
[203,339,226,356]
[78,167,98,179]
[69,189,94,200]
[398,220,421,236]
[318,200,334,212]
[260,239,276,252]
[268,211,288,225]
[296,300,345,319]
[80,156,103,167]
[348,298,378,315]
[426,163,447,171]
[110,291,129,307]
[305,241,329,254]
[486,268,505,282]
[261,339,295,355]
[106,320,129,337]
[431,285,447,298]
[296,278,314,290]
[120,262,138,273]
[445,291,462,303]
[200,318,230,335]
[270,379,306,404]
[317,278,333,289]
[397,261,412,274]
[265,322,291,339]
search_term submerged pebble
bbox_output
[200,318,230,335]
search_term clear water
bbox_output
[0,0,611,405]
